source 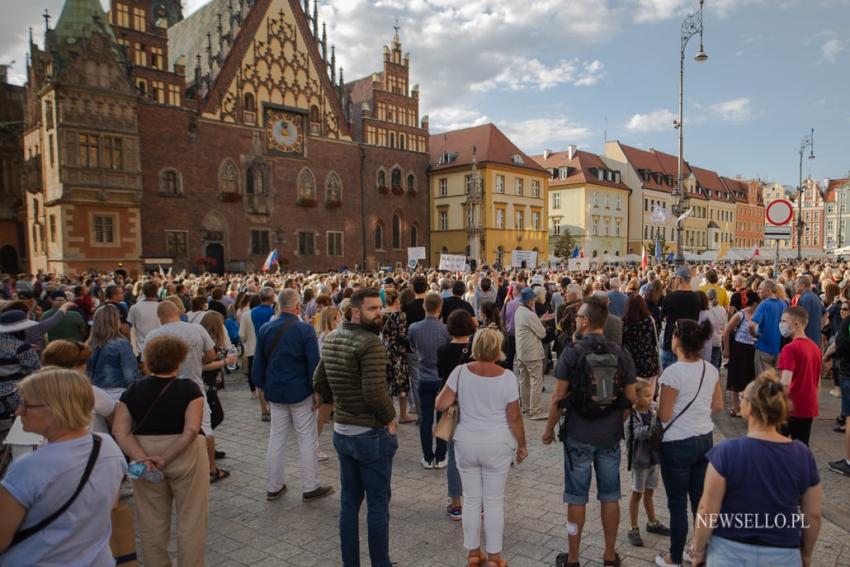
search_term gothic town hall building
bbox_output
[23,0,430,274]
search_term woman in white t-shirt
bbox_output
[655,319,724,567]
[436,327,527,567]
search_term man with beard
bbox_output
[314,288,398,567]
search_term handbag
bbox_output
[648,361,706,451]
[435,364,465,442]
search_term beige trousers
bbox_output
[134,434,210,567]
[515,358,545,415]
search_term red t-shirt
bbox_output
[776,337,822,418]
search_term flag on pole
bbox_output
[676,207,694,225]
[571,245,580,258]
[641,245,648,269]
[666,252,675,263]
[749,247,761,261]
[650,205,672,223]
[654,235,662,262]
[261,249,279,272]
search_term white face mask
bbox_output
[779,322,793,338]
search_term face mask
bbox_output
[779,322,793,338]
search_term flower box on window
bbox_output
[377,185,389,195]
[325,199,342,209]
[218,192,241,203]
[391,186,404,196]
[296,197,318,207]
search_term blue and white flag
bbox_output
[654,235,662,261]
[262,249,279,272]
[571,245,580,258]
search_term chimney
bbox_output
[567,144,577,160]
[543,149,552,160]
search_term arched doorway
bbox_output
[205,243,225,275]
[0,246,19,274]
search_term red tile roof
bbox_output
[346,73,383,106]
[691,165,734,202]
[531,149,629,191]
[823,178,849,203]
[615,143,675,193]
[429,123,547,173]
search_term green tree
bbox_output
[550,229,577,259]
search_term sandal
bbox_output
[467,549,484,567]
[555,553,580,567]
[210,468,230,483]
[486,558,507,567]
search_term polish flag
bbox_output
[641,246,648,269]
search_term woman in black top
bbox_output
[113,335,209,567]
[437,310,477,521]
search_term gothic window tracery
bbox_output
[298,168,316,200]
[325,172,342,203]
[219,159,240,194]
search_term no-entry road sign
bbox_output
[766,199,794,226]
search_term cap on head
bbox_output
[519,287,536,304]
[675,266,692,282]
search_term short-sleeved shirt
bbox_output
[658,360,719,441]
[556,333,637,448]
[120,376,203,435]
[144,321,215,387]
[708,437,819,548]
[700,283,729,308]
[446,364,518,432]
[661,290,701,351]
[752,297,786,355]
[127,299,161,352]
[0,434,127,567]
[777,337,822,418]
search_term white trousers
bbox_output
[454,427,516,554]
[266,397,320,493]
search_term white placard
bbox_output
[511,250,538,268]
[407,247,426,261]
[568,258,590,271]
[439,254,467,272]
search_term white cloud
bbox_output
[625,109,677,132]
[469,56,604,92]
[497,117,592,154]
[632,0,754,23]
[821,38,844,62]
[710,97,752,121]
[429,107,489,132]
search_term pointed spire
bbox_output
[321,23,327,63]
[194,53,202,87]
[312,0,318,38]
[304,0,309,18]
[330,45,336,83]
[217,12,224,51]
[43,8,51,36]
[338,67,344,87]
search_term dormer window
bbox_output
[438,152,457,166]
[510,155,524,166]
[597,169,604,181]
[559,167,568,179]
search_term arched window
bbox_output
[410,223,419,247]
[243,92,255,113]
[375,221,384,250]
[310,105,320,123]
[377,169,387,189]
[218,159,240,194]
[298,168,316,200]
[391,167,402,189]
[325,171,342,203]
[246,163,266,195]
[392,214,401,249]
[389,132,395,148]
[406,173,416,194]
[159,168,180,196]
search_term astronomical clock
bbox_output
[264,105,305,156]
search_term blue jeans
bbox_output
[447,440,462,499]
[710,347,722,370]
[661,349,678,370]
[418,380,447,463]
[333,428,398,567]
[660,433,713,564]
[562,437,621,505]
[707,536,802,567]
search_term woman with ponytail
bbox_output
[655,319,724,567]
[690,371,822,567]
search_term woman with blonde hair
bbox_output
[313,305,341,461]
[0,368,126,564]
[87,304,140,401]
[114,336,209,567]
[436,326,528,567]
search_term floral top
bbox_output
[382,310,410,397]
[0,334,41,417]
[623,317,660,378]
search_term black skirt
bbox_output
[726,340,756,392]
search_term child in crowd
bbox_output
[625,378,671,546]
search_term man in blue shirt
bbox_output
[750,279,786,376]
[408,292,450,468]
[794,275,825,344]
[253,288,333,502]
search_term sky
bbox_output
[2,0,849,187]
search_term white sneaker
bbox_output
[421,458,434,470]
[316,450,329,462]
[830,387,841,398]
[655,553,681,567]
[434,458,447,469]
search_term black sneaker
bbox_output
[828,459,850,476]
[266,485,287,501]
[302,485,335,501]
[628,527,643,547]
[214,450,226,460]
[646,520,671,536]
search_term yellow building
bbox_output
[429,124,548,267]
[533,147,631,258]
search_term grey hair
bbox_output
[796,275,812,288]
[278,288,301,310]
[566,283,582,297]
[259,286,276,303]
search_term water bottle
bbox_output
[226,345,238,371]
[128,461,163,483]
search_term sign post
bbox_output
[765,199,794,275]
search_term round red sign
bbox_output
[766,199,793,226]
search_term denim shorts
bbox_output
[707,536,802,567]
[563,437,621,505]
[841,379,850,417]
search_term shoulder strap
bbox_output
[133,379,178,434]
[11,434,102,547]
[264,317,299,361]
[663,361,706,433]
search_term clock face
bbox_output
[265,109,304,155]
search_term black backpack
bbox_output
[569,340,626,418]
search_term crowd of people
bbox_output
[0,258,847,566]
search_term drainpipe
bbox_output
[359,145,367,269]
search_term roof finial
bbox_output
[330,45,336,83]
[321,23,327,62]
[43,9,51,36]
[312,0,319,38]
[338,66,344,87]
[392,16,401,48]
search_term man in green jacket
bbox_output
[314,287,397,567]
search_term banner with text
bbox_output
[511,250,538,268]
[568,258,591,272]
[439,254,467,272]
[407,247,427,261]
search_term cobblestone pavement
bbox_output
[192,370,850,567]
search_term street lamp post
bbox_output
[673,0,708,266]
[796,129,815,261]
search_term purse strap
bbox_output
[11,434,102,547]
[264,317,299,361]
[133,379,177,434]
[662,361,706,434]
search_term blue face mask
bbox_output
[779,322,793,338]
